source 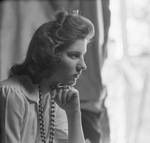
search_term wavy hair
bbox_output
[9,9,95,84]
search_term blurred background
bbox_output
[0,0,150,143]
[102,0,150,143]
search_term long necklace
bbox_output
[38,85,55,143]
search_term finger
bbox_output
[51,89,57,98]
[61,88,70,104]
[66,87,79,102]
[55,88,63,103]
[66,89,72,103]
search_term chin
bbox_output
[70,82,76,86]
[64,80,77,86]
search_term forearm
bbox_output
[66,111,85,143]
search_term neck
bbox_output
[39,77,59,96]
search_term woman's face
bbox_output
[52,39,88,86]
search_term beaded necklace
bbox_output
[38,85,55,143]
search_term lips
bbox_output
[73,74,80,79]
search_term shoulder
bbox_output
[0,77,21,91]
[0,77,25,102]
[1,75,40,102]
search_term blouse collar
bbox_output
[19,75,39,103]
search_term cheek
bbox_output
[60,61,74,73]
[62,64,72,72]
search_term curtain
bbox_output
[0,0,57,80]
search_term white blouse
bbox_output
[0,76,68,143]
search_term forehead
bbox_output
[64,39,88,53]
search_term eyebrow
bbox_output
[68,51,86,55]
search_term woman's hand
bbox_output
[51,86,80,113]
[51,85,85,143]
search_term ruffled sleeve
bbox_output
[0,85,25,143]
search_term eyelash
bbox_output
[70,54,79,59]
[68,53,86,59]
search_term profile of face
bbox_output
[51,39,88,86]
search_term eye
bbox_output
[68,53,80,59]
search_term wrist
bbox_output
[65,109,81,115]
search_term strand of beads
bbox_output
[49,94,55,143]
[38,85,55,143]
[39,85,46,143]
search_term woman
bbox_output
[0,9,95,143]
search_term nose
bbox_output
[77,59,87,71]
